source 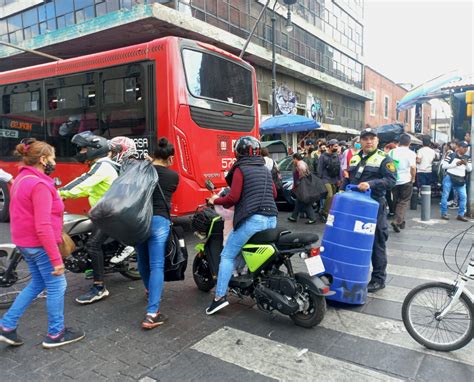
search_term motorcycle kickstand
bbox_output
[229,288,244,299]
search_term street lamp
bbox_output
[271,0,296,116]
[238,1,296,116]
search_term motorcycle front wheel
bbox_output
[0,250,31,309]
[193,254,215,292]
[402,281,474,352]
[119,251,141,280]
[290,274,327,328]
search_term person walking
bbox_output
[440,141,472,221]
[0,138,84,348]
[206,137,278,315]
[389,134,416,232]
[342,128,397,292]
[288,153,317,224]
[137,138,179,329]
[318,139,341,217]
[416,136,438,189]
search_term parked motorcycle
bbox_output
[192,209,334,328]
[0,213,140,308]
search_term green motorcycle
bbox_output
[192,212,334,328]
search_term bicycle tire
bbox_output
[402,282,474,352]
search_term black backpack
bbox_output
[326,154,341,178]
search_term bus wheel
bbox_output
[0,182,10,223]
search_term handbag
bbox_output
[58,231,76,258]
[155,173,188,282]
[449,173,466,187]
[294,174,327,204]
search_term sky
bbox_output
[363,0,473,87]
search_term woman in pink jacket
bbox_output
[0,139,84,349]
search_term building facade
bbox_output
[0,0,371,149]
[364,66,431,136]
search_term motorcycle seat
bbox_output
[277,232,319,248]
[247,228,289,244]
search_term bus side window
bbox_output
[0,82,44,158]
[100,64,146,139]
[45,73,98,159]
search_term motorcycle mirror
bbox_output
[205,179,215,191]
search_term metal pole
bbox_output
[271,12,276,116]
[434,109,437,142]
[239,0,271,58]
[421,185,431,221]
[0,41,62,61]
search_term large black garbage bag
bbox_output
[294,174,327,204]
[89,160,158,246]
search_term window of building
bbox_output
[384,95,389,119]
[326,99,334,119]
[369,89,376,116]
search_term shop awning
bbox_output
[318,123,360,136]
[260,114,321,134]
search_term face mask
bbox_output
[74,152,88,163]
[355,143,362,150]
[44,161,56,175]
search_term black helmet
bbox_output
[234,136,261,158]
[71,131,111,163]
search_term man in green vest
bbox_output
[342,128,397,292]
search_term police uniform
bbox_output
[342,129,397,289]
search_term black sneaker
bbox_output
[206,297,229,315]
[75,285,109,304]
[0,327,23,346]
[367,281,385,293]
[42,328,85,349]
[287,217,297,223]
[399,221,406,229]
[142,313,168,330]
[306,220,317,224]
[390,222,400,233]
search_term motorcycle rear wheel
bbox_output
[193,254,215,292]
[290,276,326,328]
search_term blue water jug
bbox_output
[321,185,379,304]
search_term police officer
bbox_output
[342,128,397,292]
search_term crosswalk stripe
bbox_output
[388,263,458,282]
[388,249,456,264]
[369,285,410,303]
[321,308,474,366]
[192,327,403,382]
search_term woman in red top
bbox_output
[0,139,84,349]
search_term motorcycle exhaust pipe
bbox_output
[255,284,299,315]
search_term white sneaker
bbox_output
[110,246,135,264]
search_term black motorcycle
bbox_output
[0,213,140,308]
[192,211,334,328]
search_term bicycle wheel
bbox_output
[402,282,474,351]
[0,252,31,309]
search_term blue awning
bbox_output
[260,114,321,134]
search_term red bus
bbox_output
[0,37,259,221]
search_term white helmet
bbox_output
[110,136,137,163]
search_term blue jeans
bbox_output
[136,215,170,314]
[441,175,466,216]
[215,214,277,297]
[1,247,66,336]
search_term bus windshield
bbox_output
[182,49,253,107]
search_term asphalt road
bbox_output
[0,206,473,381]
